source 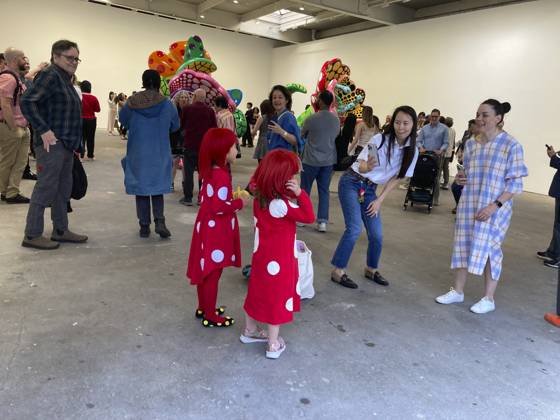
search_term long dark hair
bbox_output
[386,105,417,179]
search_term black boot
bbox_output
[139,224,150,238]
[154,218,171,238]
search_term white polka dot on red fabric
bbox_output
[231,218,235,230]
[226,201,232,206]
[288,200,299,209]
[285,297,293,312]
[217,212,223,215]
[296,281,301,296]
[200,258,204,270]
[231,255,236,262]
[206,184,214,197]
[201,195,204,203]
[267,261,280,275]
[196,222,200,233]
[253,216,258,227]
[211,250,224,263]
[294,237,298,258]
[269,199,288,218]
[254,227,259,253]
[218,187,228,201]
[208,220,215,228]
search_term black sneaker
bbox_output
[6,194,30,204]
[22,171,37,180]
[544,259,560,268]
[179,197,193,206]
[537,250,555,260]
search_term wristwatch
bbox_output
[283,131,287,137]
[493,199,503,208]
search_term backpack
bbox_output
[0,70,22,108]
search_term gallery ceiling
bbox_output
[84,0,536,44]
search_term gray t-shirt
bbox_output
[301,110,340,166]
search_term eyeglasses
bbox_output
[60,54,81,64]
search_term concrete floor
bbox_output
[1,133,559,420]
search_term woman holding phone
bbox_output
[330,106,419,289]
[436,99,528,314]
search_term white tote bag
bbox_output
[296,240,315,300]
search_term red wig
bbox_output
[252,149,300,207]
[198,128,237,181]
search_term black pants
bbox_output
[242,125,253,147]
[182,149,200,202]
[135,195,164,226]
[81,118,97,158]
[547,198,560,258]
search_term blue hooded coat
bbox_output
[119,91,179,196]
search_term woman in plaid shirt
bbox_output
[436,99,528,314]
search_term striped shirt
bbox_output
[20,64,82,150]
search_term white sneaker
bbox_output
[316,222,327,233]
[470,297,495,314]
[435,288,464,304]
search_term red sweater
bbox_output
[181,102,217,151]
[81,93,100,119]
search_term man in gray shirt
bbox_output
[417,108,448,206]
[300,91,340,232]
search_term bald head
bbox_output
[4,48,26,74]
[193,88,206,103]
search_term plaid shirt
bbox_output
[20,64,82,150]
[451,132,528,280]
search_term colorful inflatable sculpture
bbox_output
[148,35,247,137]
[310,58,366,118]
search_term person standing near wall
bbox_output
[300,90,340,233]
[537,145,560,268]
[20,40,88,250]
[119,70,179,238]
[416,108,448,206]
[436,99,528,314]
[79,80,100,161]
[180,88,217,206]
[0,48,31,204]
[107,92,117,135]
[441,116,456,190]
[241,102,254,147]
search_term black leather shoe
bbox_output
[139,225,150,238]
[6,194,30,204]
[365,270,389,286]
[155,218,171,238]
[331,273,358,289]
[1,194,5,201]
[537,250,555,260]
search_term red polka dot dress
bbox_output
[243,191,315,325]
[187,167,243,284]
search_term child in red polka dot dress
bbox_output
[187,128,251,327]
[242,150,315,359]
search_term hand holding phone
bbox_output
[366,143,379,171]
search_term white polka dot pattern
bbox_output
[211,250,224,263]
[269,199,288,218]
[208,220,215,228]
[218,187,228,201]
[231,218,235,230]
[231,255,236,262]
[288,200,299,209]
[200,258,205,271]
[254,227,259,253]
[196,222,200,233]
[206,184,214,197]
[285,298,293,312]
[267,261,280,275]
[296,281,301,296]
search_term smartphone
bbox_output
[456,163,465,172]
[367,143,379,165]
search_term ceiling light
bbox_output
[233,0,239,3]
[200,14,205,18]
[299,7,305,11]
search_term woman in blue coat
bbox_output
[119,70,179,238]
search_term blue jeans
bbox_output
[331,173,383,270]
[300,163,333,223]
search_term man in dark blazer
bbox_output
[539,146,560,268]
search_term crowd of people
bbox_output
[4,39,552,360]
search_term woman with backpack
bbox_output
[330,106,419,289]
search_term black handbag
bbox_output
[71,153,88,200]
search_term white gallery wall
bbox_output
[0,0,274,129]
[271,0,560,195]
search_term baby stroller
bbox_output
[403,152,439,213]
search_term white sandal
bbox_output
[240,328,268,344]
[265,337,286,359]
